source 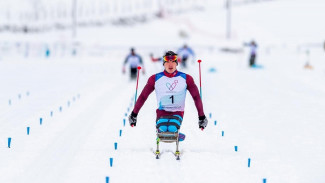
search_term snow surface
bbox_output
[1,0,325,183]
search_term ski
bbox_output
[174,151,181,160]
[154,149,183,160]
[150,148,164,159]
[168,149,183,160]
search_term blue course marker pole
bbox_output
[222,131,224,136]
[8,137,11,148]
[59,106,62,112]
[119,130,122,137]
[109,158,113,167]
[40,118,43,125]
[263,178,267,183]
[209,113,212,119]
[123,119,126,127]
[114,142,118,150]
[214,120,217,126]
[248,158,251,167]
[18,94,21,99]
[67,101,70,107]
[106,176,110,183]
[9,100,11,105]
[27,127,30,135]
[234,146,238,152]
[50,111,53,117]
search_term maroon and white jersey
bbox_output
[133,70,204,119]
[154,71,187,112]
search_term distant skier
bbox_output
[128,51,208,141]
[122,48,145,80]
[177,44,195,68]
[244,40,258,67]
[150,53,163,63]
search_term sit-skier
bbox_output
[128,51,208,142]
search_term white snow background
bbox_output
[0,0,325,183]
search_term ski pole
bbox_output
[134,66,142,105]
[198,60,202,99]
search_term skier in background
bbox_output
[128,51,208,141]
[122,48,145,80]
[177,44,195,68]
[244,40,258,67]
[150,53,163,63]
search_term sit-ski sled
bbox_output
[155,131,181,160]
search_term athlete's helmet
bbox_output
[163,51,178,65]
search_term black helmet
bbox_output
[163,51,178,65]
[164,51,177,57]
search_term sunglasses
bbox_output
[163,55,178,62]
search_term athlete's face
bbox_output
[164,60,177,73]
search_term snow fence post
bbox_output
[109,158,113,167]
[8,137,11,148]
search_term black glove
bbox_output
[128,112,137,127]
[198,115,208,130]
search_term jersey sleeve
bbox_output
[138,55,143,64]
[132,74,155,114]
[124,55,129,65]
[186,74,205,117]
